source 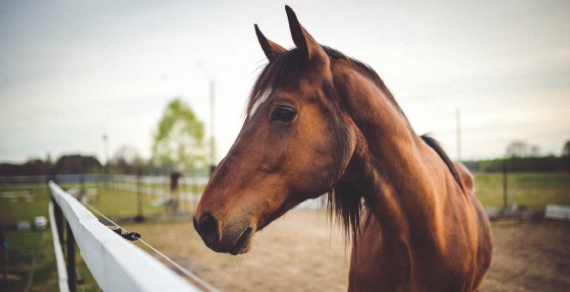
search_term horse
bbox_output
[194,6,492,291]
[349,149,491,291]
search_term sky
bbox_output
[1,0,569,165]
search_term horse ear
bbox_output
[285,5,327,64]
[255,24,286,61]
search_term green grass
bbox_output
[0,186,50,224]
[94,187,165,218]
[0,180,204,291]
[1,230,56,292]
[91,182,202,218]
[0,185,99,291]
[474,173,570,210]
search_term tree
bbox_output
[0,159,51,176]
[529,145,540,157]
[111,145,143,174]
[151,98,206,173]
[53,155,101,174]
[563,140,570,157]
[505,140,529,158]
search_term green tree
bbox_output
[151,98,206,173]
[53,155,102,174]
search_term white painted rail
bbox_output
[49,181,201,292]
[545,204,570,220]
[49,202,69,292]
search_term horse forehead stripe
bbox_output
[248,89,272,119]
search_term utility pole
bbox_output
[456,108,462,162]
[503,158,508,211]
[102,134,109,189]
[196,61,217,176]
[210,80,216,164]
[135,168,144,222]
[209,80,217,175]
[102,134,109,165]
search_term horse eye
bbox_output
[272,106,297,122]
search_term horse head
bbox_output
[193,6,357,255]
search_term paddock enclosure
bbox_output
[1,174,569,291]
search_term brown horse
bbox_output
[194,6,492,291]
[349,153,491,291]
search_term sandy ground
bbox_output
[130,210,570,292]
[480,220,570,292]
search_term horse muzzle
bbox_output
[193,212,255,255]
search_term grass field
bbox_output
[0,180,203,291]
[0,172,568,290]
[0,185,99,292]
[475,172,570,210]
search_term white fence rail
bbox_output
[48,202,69,292]
[545,204,570,220]
[49,181,201,292]
[0,174,210,186]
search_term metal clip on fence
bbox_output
[108,226,141,241]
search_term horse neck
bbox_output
[338,68,452,243]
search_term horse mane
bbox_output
[248,45,464,242]
[420,135,466,192]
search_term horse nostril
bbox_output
[196,213,220,246]
[192,216,199,232]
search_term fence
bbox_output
[545,204,570,220]
[1,174,330,217]
[49,181,201,292]
[0,174,210,188]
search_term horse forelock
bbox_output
[247,49,306,117]
[248,46,413,129]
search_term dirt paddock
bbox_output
[130,210,570,292]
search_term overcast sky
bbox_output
[1,0,569,165]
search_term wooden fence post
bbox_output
[66,221,76,292]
